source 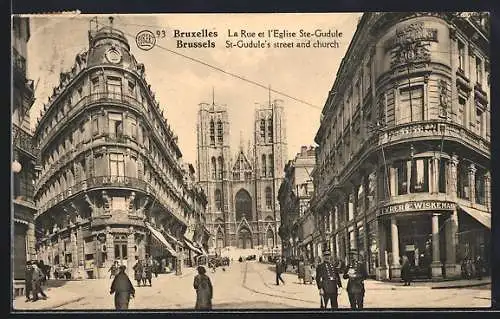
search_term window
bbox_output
[476,106,484,137]
[348,194,354,221]
[261,154,267,177]
[410,158,429,193]
[267,119,273,143]
[353,80,360,107]
[215,189,222,211]
[457,162,469,199]
[130,118,137,140]
[114,235,128,260]
[107,76,122,96]
[438,159,447,193]
[110,153,125,177]
[475,171,485,205]
[217,120,223,144]
[91,77,100,93]
[458,41,465,71]
[268,154,274,177]
[265,187,272,209]
[211,157,216,179]
[396,161,408,195]
[364,60,371,92]
[218,156,223,179]
[209,120,215,145]
[368,171,376,207]
[476,57,483,85]
[108,113,123,137]
[260,119,266,139]
[398,86,424,124]
[458,96,466,126]
[128,80,135,95]
[92,117,99,136]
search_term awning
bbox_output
[163,230,184,247]
[183,236,203,255]
[458,205,491,229]
[145,223,177,255]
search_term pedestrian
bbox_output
[110,265,135,310]
[133,260,143,286]
[304,260,313,284]
[401,255,411,286]
[143,256,153,287]
[31,262,48,301]
[315,251,342,309]
[343,255,368,309]
[24,261,33,302]
[193,266,213,310]
[475,256,483,280]
[298,257,305,284]
[466,257,473,280]
[153,259,159,278]
[109,261,118,279]
[275,257,285,285]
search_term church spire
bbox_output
[239,130,244,152]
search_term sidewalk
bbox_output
[13,283,84,311]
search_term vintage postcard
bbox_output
[11,12,491,311]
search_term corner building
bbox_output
[33,21,208,279]
[196,100,287,254]
[311,13,490,280]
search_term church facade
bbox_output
[196,100,287,253]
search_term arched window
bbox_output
[217,120,223,144]
[214,189,222,211]
[218,156,224,179]
[265,187,272,209]
[235,189,252,220]
[211,157,216,179]
[209,120,215,145]
[261,154,267,177]
[216,229,224,249]
[268,118,273,142]
[260,119,266,139]
[266,228,274,248]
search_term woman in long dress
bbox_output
[193,266,213,310]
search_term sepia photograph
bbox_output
[11,12,491,311]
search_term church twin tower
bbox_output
[196,99,287,253]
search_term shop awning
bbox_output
[458,205,491,229]
[145,223,177,256]
[163,230,185,247]
[183,236,203,255]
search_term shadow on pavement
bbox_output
[42,280,72,289]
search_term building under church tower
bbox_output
[197,98,287,255]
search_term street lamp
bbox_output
[12,160,22,173]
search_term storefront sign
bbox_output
[380,201,455,215]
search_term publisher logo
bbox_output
[136,30,156,51]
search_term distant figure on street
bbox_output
[133,260,143,286]
[275,257,285,285]
[143,256,153,286]
[475,256,483,280]
[316,251,342,309]
[24,261,33,302]
[109,261,118,279]
[298,257,305,284]
[193,266,213,310]
[343,255,368,309]
[110,265,135,310]
[400,255,412,286]
[153,259,159,278]
[31,262,48,301]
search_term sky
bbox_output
[26,13,362,166]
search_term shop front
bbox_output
[146,223,178,273]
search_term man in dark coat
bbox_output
[400,255,411,286]
[31,262,48,301]
[316,251,342,309]
[110,265,135,310]
[343,255,368,309]
[275,257,285,285]
[24,261,33,302]
[193,266,213,310]
[143,256,153,286]
[133,260,143,286]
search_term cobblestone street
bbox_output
[13,261,491,310]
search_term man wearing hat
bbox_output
[343,251,368,309]
[110,265,135,310]
[315,250,342,309]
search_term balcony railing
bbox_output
[13,124,37,157]
[37,175,187,225]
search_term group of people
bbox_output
[132,256,157,287]
[108,263,213,310]
[24,260,49,302]
[461,255,485,280]
[275,251,368,310]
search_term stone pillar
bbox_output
[389,166,396,197]
[127,227,135,278]
[432,156,439,194]
[377,219,389,280]
[335,233,340,260]
[70,230,78,277]
[484,171,491,210]
[431,213,443,278]
[390,216,401,278]
[76,226,85,277]
[27,222,36,261]
[444,209,459,277]
[105,226,114,271]
[59,237,64,267]
[468,163,477,203]
[448,154,459,198]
